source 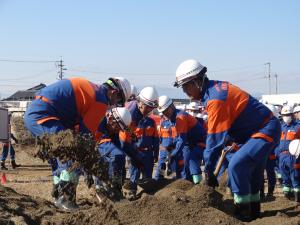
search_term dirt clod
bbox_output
[35,130,109,180]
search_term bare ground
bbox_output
[0,146,299,225]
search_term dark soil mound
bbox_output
[2,179,300,225]
[0,184,56,225]
[116,180,242,225]
[0,184,121,225]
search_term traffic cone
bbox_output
[1,173,7,184]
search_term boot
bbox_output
[250,201,261,220]
[51,184,60,205]
[11,160,20,169]
[0,161,8,170]
[110,173,124,201]
[60,197,79,211]
[295,192,300,203]
[266,186,275,201]
[259,189,265,202]
[234,203,252,222]
[267,186,274,196]
[56,181,79,211]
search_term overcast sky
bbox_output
[0,0,299,99]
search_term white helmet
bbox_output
[264,104,278,118]
[281,105,293,115]
[130,85,137,96]
[107,77,131,104]
[293,106,300,114]
[187,102,200,111]
[289,139,300,158]
[174,59,207,87]
[158,95,173,112]
[137,86,158,108]
[110,107,132,131]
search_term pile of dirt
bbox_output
[0,184,56,225]
[0,180,241,225]
[116,180,242,225]
[35,130,109,180]
[48,202,122,225]
[0,184,121,225]
[48,180,241,225]
[2,179,300,225]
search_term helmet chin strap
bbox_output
[193,74,207,99]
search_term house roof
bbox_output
[3,83,46,101]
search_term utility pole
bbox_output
[57,57,67,80]
[265,62,271,94]
[274,74,278,94]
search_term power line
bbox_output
[0,69,56,82]
[0,58,57,63]
[231,76,266,83]
[210,64,265,73]
[67,69,172,76]
[69,63,266,77]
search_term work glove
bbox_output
[204,172,219,188]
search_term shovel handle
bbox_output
[213,144,235,176]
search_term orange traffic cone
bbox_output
[1,173,7,184]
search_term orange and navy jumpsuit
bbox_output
[121,101,159,188]
[24,77,108,138]
[275,120,300,193]
[154,117,178,180]
[24,78,109,178]
[97,118,126,185]
[169,109,206,180]
[201,79,281,201]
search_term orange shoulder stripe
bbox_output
[251,132,274,143]
[207,84,248,134]
[70,78,95,116]
[37,116,60,125]
[82,102,107,135]
[99,138,112,144]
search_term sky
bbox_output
[0,0,299,99]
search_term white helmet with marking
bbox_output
[174,59,207,87]
[289,139,300,158]
[158,95,173,112]
[281,105,293,115]
[137,86,158,108]
[110,107,132,131]
[107,77,131,104]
